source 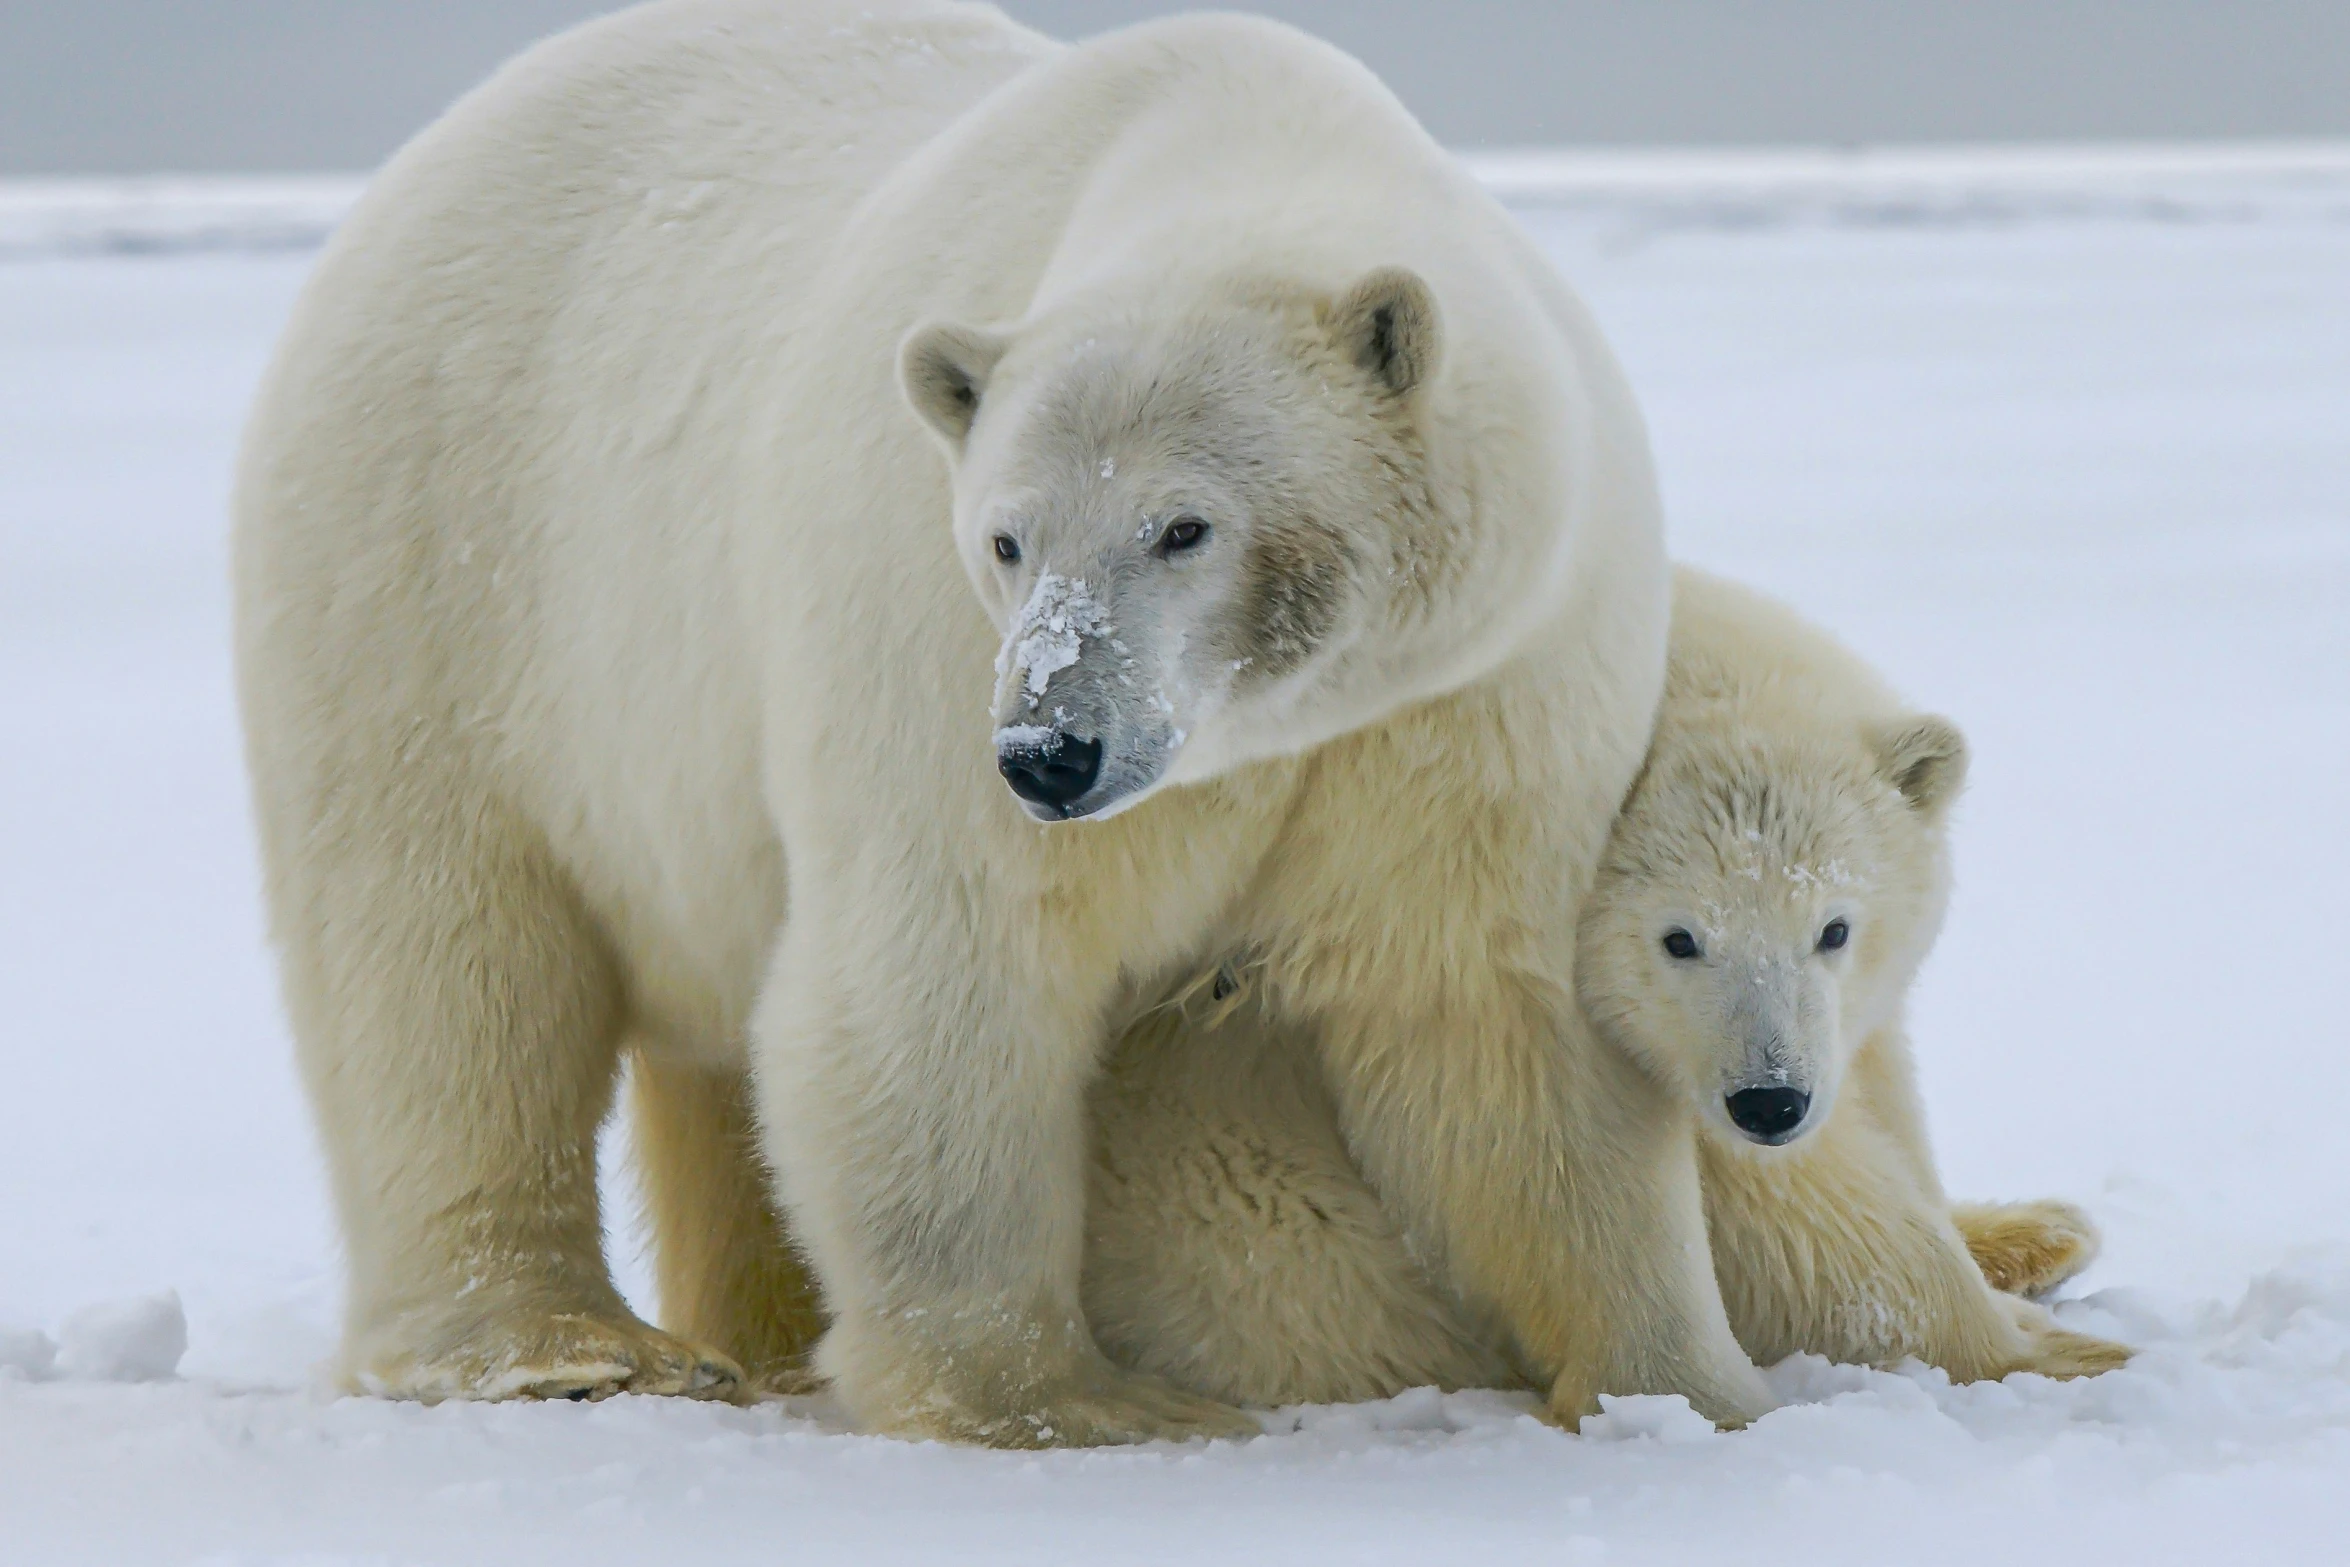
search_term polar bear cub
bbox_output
[1574,567,2128,1384]
[1082,567,2131,1405]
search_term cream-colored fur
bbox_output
[629,1060,826,1391]
[1952,1199,2103,1298]
[1084,1004,1521,1405]
[235,0,1768,1444]
[1077,568,2131,1404]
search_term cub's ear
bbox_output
[899,321,1008,448]
[1868,714,1969,816]
[1330,266,1440,397]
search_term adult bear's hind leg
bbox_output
[276,800,740,1403]
[631,1057,827,1391]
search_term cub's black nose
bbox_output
[1725,1086,1811,1143]
[997,731,1103,814]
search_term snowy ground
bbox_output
[4,150,2348,1563]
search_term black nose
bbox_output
[997,732,1103,814]
[1725,1086,1811,1142]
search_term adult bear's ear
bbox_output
[1868,714,1969,817]
[899,321,1008,449]
[1330,267,1440,398]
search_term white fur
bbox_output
[1082,568,2133,1402]
[235,0,1762,1442]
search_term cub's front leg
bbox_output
[1315,980,1773,1429]
[1701,1085,2132,1383]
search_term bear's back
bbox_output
[1661,566,1905,742]
[243,0,1056,517]
[230,1,1059,1047]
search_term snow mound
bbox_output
[0,178,361,259]
[3,146,2346,263]
[52,1292,186,1383]
[0,1326,57,1381]
[1463,141,2350,237]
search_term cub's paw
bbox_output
[2023,1326,2135,1380]
[1998,1296,2133,1381]
[1954,1198,2101,1297]
[355,1310,745,1404]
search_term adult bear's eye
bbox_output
[992,533,1020,564]
[1662,929,1701,960]
[1158,516,1208,554]
[1818,919,1850,952]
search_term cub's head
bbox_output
[900,268,1450,821]
[1577,711,1968,1151]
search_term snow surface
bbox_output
[4,152,2349,1563]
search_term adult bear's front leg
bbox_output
[1317,981,1773,1429]
[749,897,1258,1447]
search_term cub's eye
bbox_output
[1818,919,1851,952]
[992,534,1020,565]
[1158,516,1209,554]
[1662,929,1701,961]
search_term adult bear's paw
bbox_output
[954,1365,1263,1448]
[1953,1198,2102,1297]
[353,1309,745,1404]
[827,1327,1260,1447]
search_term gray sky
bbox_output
[5,1,2347,175]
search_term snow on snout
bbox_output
[998,571,1111,709]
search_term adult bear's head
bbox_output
[900,267,1455,822]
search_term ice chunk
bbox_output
[1577,1392,1718,1444]
[55,1290,187,1382]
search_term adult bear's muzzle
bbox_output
[996,729,1104,817]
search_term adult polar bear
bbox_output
[236,0,1766,1441]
